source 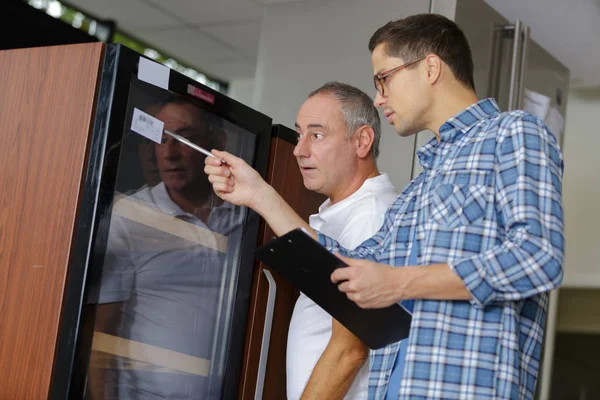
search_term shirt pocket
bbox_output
[429,170,491,229]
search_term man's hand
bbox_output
[331,253,405,309]
[204,149,315,238]
[332,254,473,307]
[204,150,267,208]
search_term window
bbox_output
[26,0,227,93]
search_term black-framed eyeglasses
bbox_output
[373,57,425,97]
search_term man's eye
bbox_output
[296,133,303,141]
[312,133,323,140]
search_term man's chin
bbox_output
[397,130,418,138]
[301,177,321,192]
[162,178,189,192]
[393,122,420,138]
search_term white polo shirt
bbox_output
[286,173,397,400]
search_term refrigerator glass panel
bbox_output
[86,77,256,399]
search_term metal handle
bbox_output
[486,24,502,99]
[507,20,523,110]
[254,269,277,400]
[517,25,530,109]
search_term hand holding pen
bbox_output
[163,129,227,165]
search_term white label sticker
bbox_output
[544,106,565,146]
[131,108,164,144]
[138,57,169,90]
[523,88,551,120]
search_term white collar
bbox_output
[317,173,392,223]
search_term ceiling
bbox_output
[65,0,600,88]
[66,0,267,81]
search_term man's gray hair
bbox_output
[308,82,381,158]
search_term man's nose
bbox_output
[293,136,309,158]
[374,91,386,108]
[161,137,181,158]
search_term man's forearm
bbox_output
[251,182,316,238]
[300,320,368,400]
[397,263,472,301]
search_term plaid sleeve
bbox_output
[449,114,565,307]
[317,204,396,262]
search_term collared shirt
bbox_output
[287,173,397,400]
[318,98,565,400]
[385,237,417,400]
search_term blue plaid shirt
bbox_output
[317,98,564,400]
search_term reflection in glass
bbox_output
[86,80,255,399]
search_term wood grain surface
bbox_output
[0,43,104,399]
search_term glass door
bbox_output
[54,45,272,400]
[86,78,256,399]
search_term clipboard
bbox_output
[254,228,412,349]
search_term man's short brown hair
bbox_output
[369,14,475,90]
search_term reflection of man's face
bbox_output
[154,103,213,194]
[137,139,161,187]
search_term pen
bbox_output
[163,129,227,165]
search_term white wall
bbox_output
[561,88,600,288]
[253,0,430,190]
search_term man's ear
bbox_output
[425,54,442,85]
[355,126,375,159]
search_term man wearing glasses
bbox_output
[205,13,564,400]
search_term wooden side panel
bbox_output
[238,137,325,399]
[0,43,104,399]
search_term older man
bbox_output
[288,82,397,400]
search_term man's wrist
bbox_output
[250,181,279,217]
[391,264,471,302]
[391,266,420,303]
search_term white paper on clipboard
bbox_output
[131,108,164,144]
[138,57,170,90]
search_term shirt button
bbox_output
[404,242,409,248]
[411,196,417,202]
